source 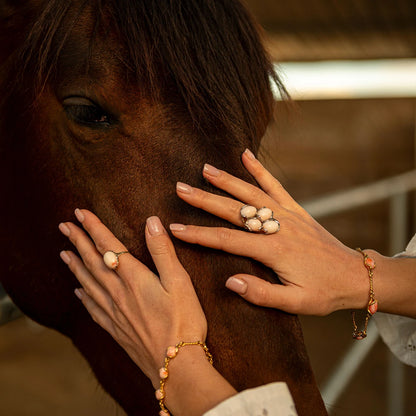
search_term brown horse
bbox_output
[0,1,326,414]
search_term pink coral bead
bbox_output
[155,389,165,400]
[159,368,168,379]
[364,257,375,270]
[368,300,378,315]
[166,346,178,358]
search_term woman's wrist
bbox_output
[158,344,237,416]
[330,247,370,312]
[337,248,416,318]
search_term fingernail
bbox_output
[203,163,220,177]
[59,223,70,237]
[244,148,256,160]
[74,288,83,300]
[60,250,71,264]
[75,208,85,223]
[169,223,186,232]
[176,182,192,194]
[146,216,165,236]
[226,277,248,295]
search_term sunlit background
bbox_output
[278,59,416,100]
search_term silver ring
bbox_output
[103,250,129,270]
[240,205,280,234]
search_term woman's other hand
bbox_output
[58,211,236,415]
[171,149,369,316]
[58,211,207,388]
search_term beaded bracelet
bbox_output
[155,341,214,416]
[352,248,378,340]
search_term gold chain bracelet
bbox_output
[155,341,213,416]
[352,248,378,340]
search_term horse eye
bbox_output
[63,97,115,128]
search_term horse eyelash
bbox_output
[64,104,116,129]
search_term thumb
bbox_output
[225,274,302,314]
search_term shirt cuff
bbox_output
[374,233,416,367]
[203,382,298,416]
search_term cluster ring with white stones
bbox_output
[240,205,280,234]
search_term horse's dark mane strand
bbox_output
[8,0,287,142]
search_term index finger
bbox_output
[74,209,148,277]
[170,224,277,269]
[202,163,276,209]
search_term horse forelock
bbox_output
[6,0,286,147]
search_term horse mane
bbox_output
[4,0,287,143]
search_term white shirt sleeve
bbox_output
[203,382,298,416]
[374,234,416,367]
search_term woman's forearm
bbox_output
[162,346,237,416]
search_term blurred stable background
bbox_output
[1,1,415,415]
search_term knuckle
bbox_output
[215,227,232,249]
[67,256,79,274]
[191,226,207,244]
[68,229,82,248]
[254,167,267,182]
[82,251,97,270]
[82,286,93,299]
[196,188,211,206]
[95,237,110,254]
[248,187,264,202]
[150,238,171,257]
[84,214,103,230]
[250,282,271,306]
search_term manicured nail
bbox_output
[244,148,256,160]
[226,277,248,295]
[169,223,186,232]
[176,182,192,194]
[74,288,83,300]
[58,223,70,237]
[75,208,85,223]
[203,163,220,177]
[146,216,165,236]
[60,250,71,264]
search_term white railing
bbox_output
[301,169,416,416]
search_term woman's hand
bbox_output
[59,211,237,415]
[58,211,207,388]
[170,149,370,316]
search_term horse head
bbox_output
[0,1,326,414]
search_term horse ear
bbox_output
[0,0,40,64]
